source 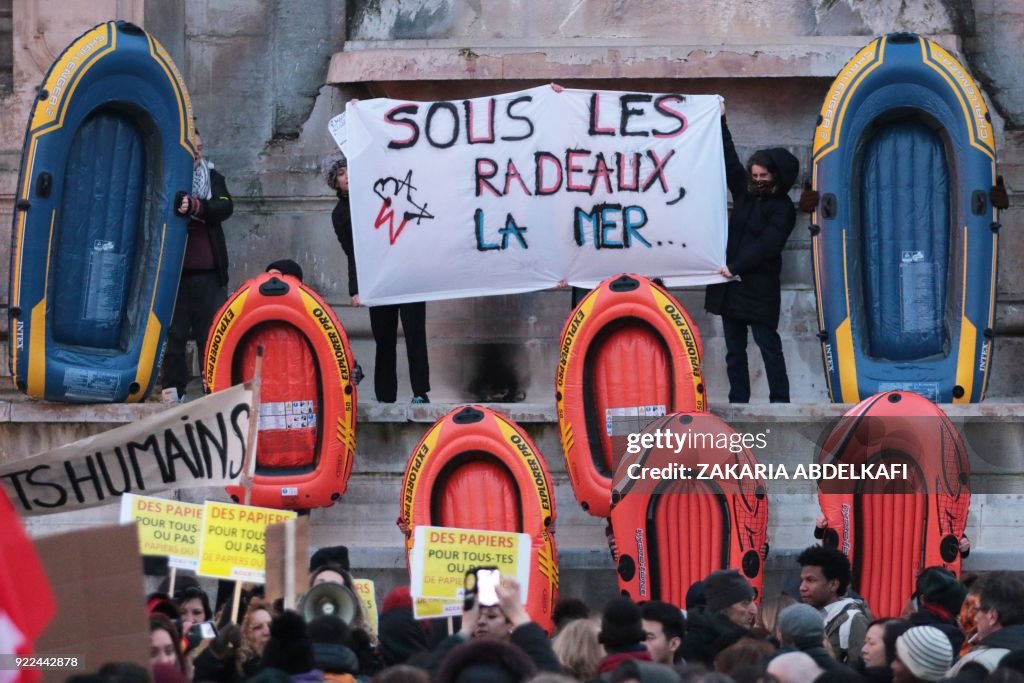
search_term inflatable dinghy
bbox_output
[557,274,706,518]
[399,405,558,631]
[8,21,195,402]
[811,33,1000,403]
[610,412,769,606]
[205,272,357,510]
[816,391,970,618]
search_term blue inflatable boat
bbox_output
[8,21,196,402]
[811,33,1000,403]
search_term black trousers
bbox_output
[369,302,430,402]
[160,272,227,396]
[722,317,790,403]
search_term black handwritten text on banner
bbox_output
[0,384,253,516]
[340,87,728,305]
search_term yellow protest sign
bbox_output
[119,493,204,570]
[197,501,296,582]
[352,579,379,636]
[409,525,531,602]
[412,596,462,620]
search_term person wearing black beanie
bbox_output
[704,569,757,627]
[266,259,304,282]
[260,611,322,682]
[310,546,351,574]
[595,597,658,678]
[679,570,761,667]
[908,566,967,655]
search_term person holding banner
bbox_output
[704,113,799,403]
[327,157,431,404]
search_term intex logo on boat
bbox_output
[312,307,350,383]
[979,341,990,374]
[824,343,835,373]
[205,308,236,380]
[15,320,24,350]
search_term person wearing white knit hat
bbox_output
[892,625,954,682]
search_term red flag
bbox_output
[0,488,56,683]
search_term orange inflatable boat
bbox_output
[205,272,357,510]
[609,412,769,606]
[557,274,706,518]
[816,391,970,618]
[399,405,558,631]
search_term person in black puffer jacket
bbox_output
[704,115,799,404]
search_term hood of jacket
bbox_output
[757,147,799,195]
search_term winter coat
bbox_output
[311,642,359,676]
[704,119,799,328]
[823,597,871,666]
[678,606,756,667]
[378,607,429,666]
[948,623,1024,675]
[185,168,234,286]
[332,192,359,297]
[596,646,652,677]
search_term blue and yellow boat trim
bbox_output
[8,21,195,402]
[811,33,998,404]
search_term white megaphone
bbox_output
[300,582,360,625]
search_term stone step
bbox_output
[5,399,1024,604]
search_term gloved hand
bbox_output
[174,191,203,217]
[209,624,241,658]
[798,181,819,214]
[991,175,1009,210]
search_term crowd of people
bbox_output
[58,544,1024,683]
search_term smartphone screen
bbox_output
[476,568,500,607]
[198,621,217,639]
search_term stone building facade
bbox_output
[2,0,1023,600]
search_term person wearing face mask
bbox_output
[705,108,800,403]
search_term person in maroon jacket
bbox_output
[160,128,234,401]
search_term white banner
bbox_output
[338,86,729,305]
[0,384,253,517]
